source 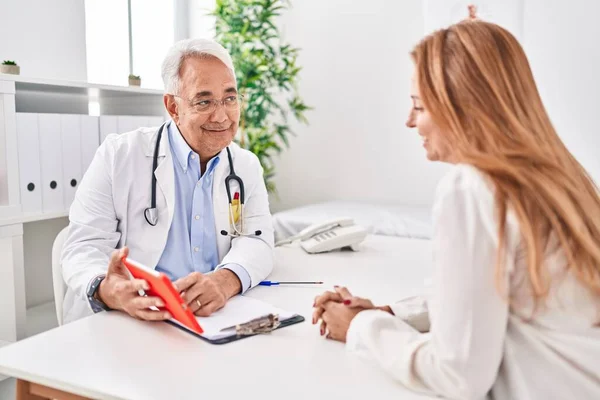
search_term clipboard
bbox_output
[166,312,305,345]
[123,257,304,345]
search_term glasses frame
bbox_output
[171,93,244,115]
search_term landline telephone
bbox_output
[275,218,367,254]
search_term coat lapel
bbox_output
[213,146,234,261]
[152,124,175,231]
[147,124,235,264]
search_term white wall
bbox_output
[269,0,600,212]
[523,0,600,183]
[0,0,87,81]
[270,0,450,212]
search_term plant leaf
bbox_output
[214,0,312,193]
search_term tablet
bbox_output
[122,257,203,334]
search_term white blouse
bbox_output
[346,164,600,400]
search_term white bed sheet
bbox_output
[272,201,432,242]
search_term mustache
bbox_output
[201,124,232,131]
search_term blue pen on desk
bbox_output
[259,281,324,286]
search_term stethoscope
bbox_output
[144,123,261,238]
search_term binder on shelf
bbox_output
[100,115,165,144]
[147,116,165,128]
[38,113,64,213]
[80,115,99,176]
[99,115,117,143]
[15,113,42,214]
[116,115,139,134]
[132,116,150,130]
[60,114,82,211]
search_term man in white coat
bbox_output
[61,38,274,324]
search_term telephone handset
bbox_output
[275,217,367,254]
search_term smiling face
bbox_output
[164,55,239,162]
[405,70,454,163]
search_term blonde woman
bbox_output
[313,20,600,399]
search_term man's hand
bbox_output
[173,269,241,317]
[97,247,171,321]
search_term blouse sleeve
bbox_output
[346,167,510,399]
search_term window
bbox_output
[85,0,130,87]
[84,0,174,89]
[131,0,174,89]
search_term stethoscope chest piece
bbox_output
[144,207,158,226]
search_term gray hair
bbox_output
[161,38,236,95]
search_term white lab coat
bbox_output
[61,125,274,323]
[346,164,600,400]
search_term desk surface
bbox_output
[0,235,433,400]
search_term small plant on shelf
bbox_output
[1,60,20,75]
[128,74,141,87]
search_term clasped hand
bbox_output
[312,286,392,342]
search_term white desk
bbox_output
[0,235,434,400]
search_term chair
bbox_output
[52,226,69,326]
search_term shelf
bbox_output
[0,73,163,97]
[0,210,69,227]
[0,206,21,221]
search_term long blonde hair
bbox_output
[412,21,600,301]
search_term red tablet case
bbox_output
[122,257,203,334]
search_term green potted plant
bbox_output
[128,74,141,86]
[1,60,20,75]
[213,0,311,193]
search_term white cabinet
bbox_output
[0,75,165,345]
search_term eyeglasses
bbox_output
[172,94,244,114]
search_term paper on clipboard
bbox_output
[170,296,298,341]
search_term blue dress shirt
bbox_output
[155,121,251,292]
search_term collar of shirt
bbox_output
[167,120,220,175]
